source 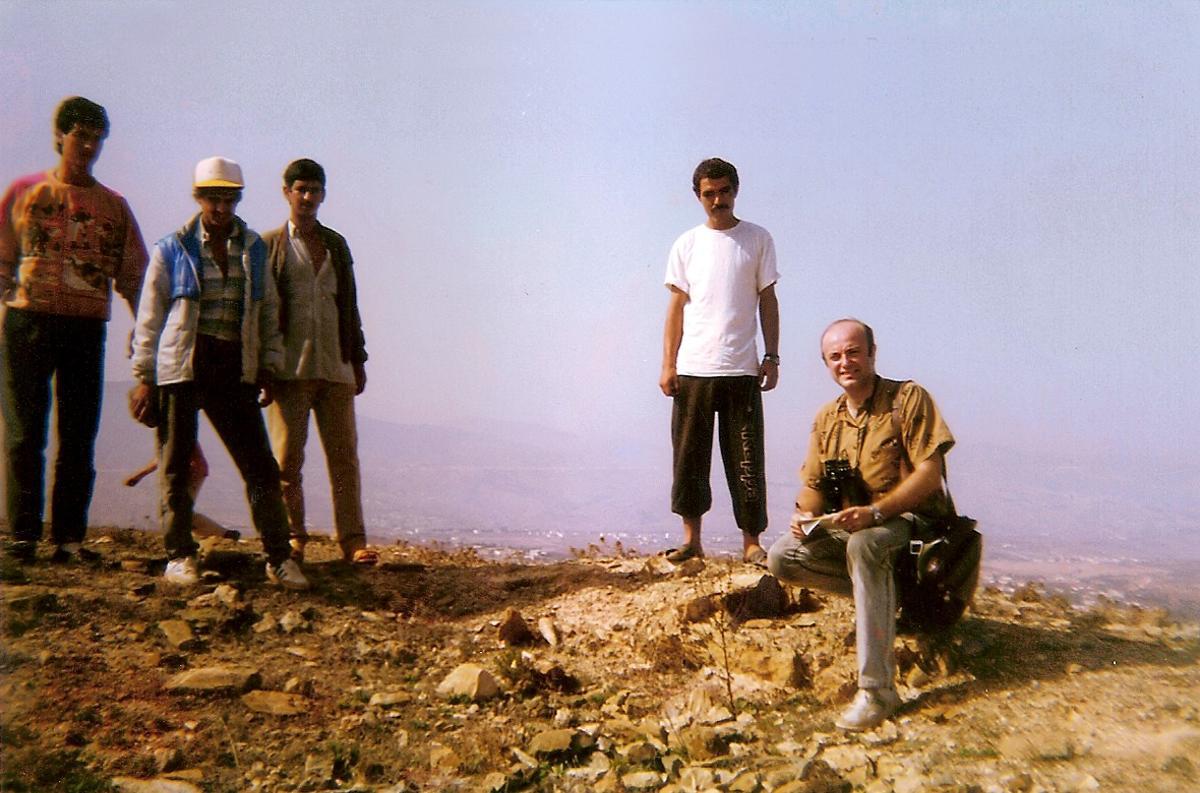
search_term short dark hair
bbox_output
[283,158,326,187]
[692,158,739,195]
[821,318,876,360]
[54,96,109,153]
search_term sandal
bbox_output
[349,548,379,566]
[743,546,768,567]
[663,545,703,564]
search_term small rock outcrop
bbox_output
[163,666,260,695]
[436,663,501,700]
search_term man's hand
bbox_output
[832,506,879,533]
[129,382,156,427]
[257,375,275,408]
[789,509,816,538]
[659,365,679,397]
[758,359,779,391]
[354,362,367,395]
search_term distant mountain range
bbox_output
[15,382,1199,569]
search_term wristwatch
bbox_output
[762,353,780,365]
[869,505,885,525]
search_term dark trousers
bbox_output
[157,335,290,564]
[1,307,105,545]
[670,375,768,534]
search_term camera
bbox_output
[818,459,871,512]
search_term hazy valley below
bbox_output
[36,382,1200,620]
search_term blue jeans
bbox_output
[0,307,105,545]
[767,516,913,690]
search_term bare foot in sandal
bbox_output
[743,545,767,566]
[664,545,703,564]
[348,547,378,566]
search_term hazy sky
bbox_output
[2,2,1197,504]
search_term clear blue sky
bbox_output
[2,2,1197,509]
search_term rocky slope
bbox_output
[1,529,1197,793]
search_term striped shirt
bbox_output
[196,222,244,341]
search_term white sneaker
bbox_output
[266,558,310,591]
[836,687,902,731]
[164,556,200,586]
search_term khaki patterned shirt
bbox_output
[801,377,955,517]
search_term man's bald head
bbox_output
[820,318,875,363]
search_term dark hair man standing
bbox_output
[263,159,373,566]
[0,96,147,564]
[659,158,780,565]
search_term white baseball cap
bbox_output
[193,156,244,188]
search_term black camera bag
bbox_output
[896,514,982,632]
[886,382,982,632]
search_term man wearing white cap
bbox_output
[129,156,309,590]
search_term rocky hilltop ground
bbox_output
[1,529,1198,793]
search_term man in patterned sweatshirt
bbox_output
[0,96,146,565]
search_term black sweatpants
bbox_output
[670,375,767,534]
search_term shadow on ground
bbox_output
[913,610,1199,710]
[147,542,651,618]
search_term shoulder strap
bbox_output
[890,380,958,515]
[888,379,911,476]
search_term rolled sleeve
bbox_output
[756,230,779,293]
[664,236,690,294]
[799,415,827,491]
[897,382,955,466]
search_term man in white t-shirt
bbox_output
[659,158,780,565]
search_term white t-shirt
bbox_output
[664,220,779,376]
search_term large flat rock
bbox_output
[163,666,260,695]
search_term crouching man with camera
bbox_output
[767,318,955,731]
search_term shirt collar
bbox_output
[287,219,322,239]
[837,376,882,422]
[199,217,244,244]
